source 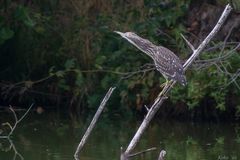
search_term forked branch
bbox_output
[123,4,232,156]
[0,103,34,138]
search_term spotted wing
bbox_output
[154,46,185,81]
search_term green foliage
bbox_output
[0,0,239,119]
[14,5,35,27]
[186,136,197,145]
[0,27,14,45]
[216,137,225,145]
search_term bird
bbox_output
[114,31,187,86]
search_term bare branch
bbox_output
[181,34,195,51]
[0,104,34,138]
[0,137,24,159]
[8,138,24,160]
[123,4,232,156]
[195,42,240,64]
[2,122,13,131]
[8,104,34,137]
[183,4,232,70]
[128,147,157,158]
[158,150,166,160]
[74,87,116,159]
[144,105,149,112]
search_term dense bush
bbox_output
[0,0,239,119]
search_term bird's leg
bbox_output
[157,80,170,99]
[160,79,169,88]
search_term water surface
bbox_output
[0,111,239,160]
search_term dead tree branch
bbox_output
[158,150,166,160]
[74,87,116,159]
[121,147,156,160]
[123,4,232,157]
[128,147,157,158]
[0,103,34,138]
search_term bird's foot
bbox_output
[160,80,169,88]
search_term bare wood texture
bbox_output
[124,4,232,156]
[74,87,116,159]
[0,104,34,138]
[158,150,166,160]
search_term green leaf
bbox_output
[75,72,84,87]
[34,26,45,34]
[48,66,55,75]
[55,71,65,78]
[0,27,14,44]
[58,79,70,91]
[64,59,75,70]
[216,137,224,145]
[15,5,35,27]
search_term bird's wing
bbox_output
[154,46,184,78]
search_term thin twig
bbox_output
[8,104,34,136]
[123,4,232,156]
[0,104,32,159]
[74,87,116,159]
[8,138,24,160]
[183,4,232,70]
[128,147,157,158]
[181,34,195,51]
[0,104,34,138]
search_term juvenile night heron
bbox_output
[114,31,187,86]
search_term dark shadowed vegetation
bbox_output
[0,0,240,121]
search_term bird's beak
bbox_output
[114,31,125,37]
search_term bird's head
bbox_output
[114,31,155,57]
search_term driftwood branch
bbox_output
[0,104,34,138]
[0,104,33,159]
[74,87,116,159]
[128,147,156,158]
[121,147,156,160]
[158,150,166,160]
[123,4,232,156]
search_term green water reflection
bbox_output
[0,112,240,160]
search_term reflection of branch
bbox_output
[74,87,116,159]
[123,4,232,157]
[9,138,24,160]
[1,103,34,138]
[0,137,24,160]
[0,104,33,159]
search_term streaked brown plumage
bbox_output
[114,31,187,86]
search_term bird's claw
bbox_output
[160,81,169,88]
